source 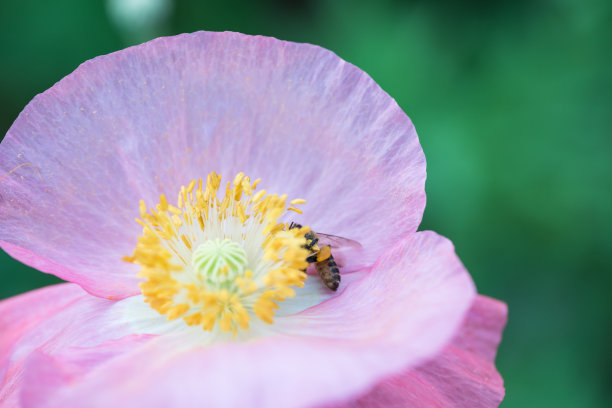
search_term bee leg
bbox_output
[307,245,331,264]
[306,244,330,264]
[315,245,332,262]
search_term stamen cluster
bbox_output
[124,172,310,334]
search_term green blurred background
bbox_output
[1,0,610,406]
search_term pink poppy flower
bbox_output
[0,31,506,408]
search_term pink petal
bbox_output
[0,284,76,405]
[20,231,475,408]
[338,295,507,408]
[0,284,158,406]
[0,31,425,297]
[0,284,86,407]
[20,334,154,408]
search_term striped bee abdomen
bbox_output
[315,254,340,292]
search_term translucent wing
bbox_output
[312,232,362,270]
[314,232,362,249]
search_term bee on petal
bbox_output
[289,222,362,291]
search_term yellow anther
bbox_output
[187,180,196,193]
[181,234,192,249]
[167,205,182,215]
[251,189,266,203]
[290,198,307,205]
[159,194,168,211]
[171,215,182,228]
[254,291,277,324]
[202,311,217,331]
[233,172,245,186]
[183,313,203,326]
[166,304,190,321]
[219,312,233,332]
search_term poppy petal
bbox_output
[0,285,176,405]
[0,284,86,406]
[0,31,425,298]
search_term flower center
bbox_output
[124,172,310,335]
[192,239,248,285]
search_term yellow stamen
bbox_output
[125,171,310,335]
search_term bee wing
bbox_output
[314,233,362,269]
[315,233,362,249]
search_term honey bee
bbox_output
[288,222,361,291]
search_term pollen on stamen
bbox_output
[125,171,311,336]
